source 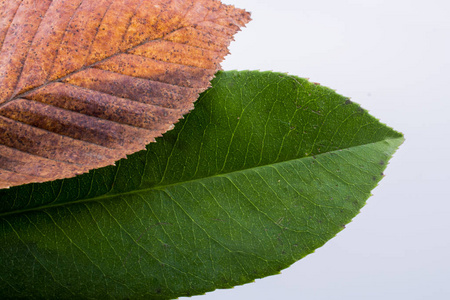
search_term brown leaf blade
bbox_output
[0,0,251,189]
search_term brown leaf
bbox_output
[0,0,250,189]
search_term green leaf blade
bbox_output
[0,71,403,299]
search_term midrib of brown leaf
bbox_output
[0,0,251,189]
[12,27,222,102]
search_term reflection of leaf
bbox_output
[0,71,403,299]
[0,0,250,189]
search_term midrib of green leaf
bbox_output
[0,137,403,219]
[1,71,402,214]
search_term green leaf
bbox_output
[0,71,403,299]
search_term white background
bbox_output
[185,0,450,299]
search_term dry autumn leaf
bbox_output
[0,0,250,189]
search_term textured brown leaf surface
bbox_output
[0,0,250,189]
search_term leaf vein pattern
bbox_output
[346,121,380,148]
[0,164,48,179]
[0,142,84,167]
[135,194,192,272]
[78,204,124,267]
[258,83,281,165]
[256,167,307,225]
[309,101,343,155]
[0,143,81,166]
[0,276,21,294]
[45,0,84,82]
[161,36,227,54]
[119,0,145,48]
[97,200,207,285]
[294,93,317,157]
[159,188,224,284]
[0,112,122,150]
[173,185,231,253]
[127,52,216,70]
[159,115,191,184]
[198,181,257,240]
[2,217,77,296]
[274,99,300,162]
[219,82,273,173]
[295,160,342,237]
[41,210,110,280]
[177,182,271,277]
[220,174,279,253]
[62,82,185,112]
[84,0,116,67]
[11,0,53,98]
[0,0,23,49]
[327,111,359,152]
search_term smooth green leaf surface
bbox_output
[0,71,403,299]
